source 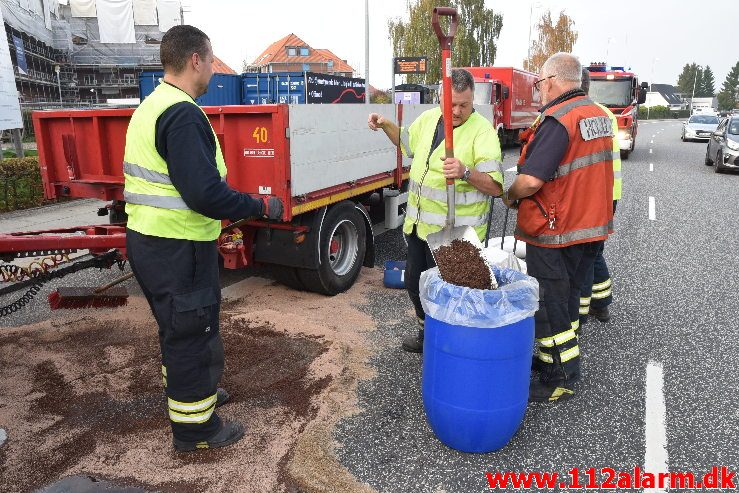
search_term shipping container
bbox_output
[139,71,242,106]
[242,72,366,105]
[242,72,306,105]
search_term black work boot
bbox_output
[173,419,245,452]
[529,380,575,402]
[531,354,546,373]
[402,329,424,353]
[589,306,611,322]
[215,388,230,407]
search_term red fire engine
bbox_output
[586,62,649,159]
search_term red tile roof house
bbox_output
[246,34,356,77]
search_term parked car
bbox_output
[682,114,720,141]
[704,116,739,173]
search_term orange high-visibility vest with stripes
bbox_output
[515,96,614,248]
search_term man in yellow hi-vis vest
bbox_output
[578,67,621,325]
[124,25,283,452]
[368,69,504,353]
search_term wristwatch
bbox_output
[461,166,471,182]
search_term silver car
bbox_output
[682,114,720,141]
[705,116,739,173]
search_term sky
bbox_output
[184,0,738,92]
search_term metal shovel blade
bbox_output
[426,225,482,258]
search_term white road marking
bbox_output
[650,140,654,144]
[649,196,656,220]
[649,148,653,154]
[652,135,655,138]
[645,361,669,493]
[505,166,517,172]
[650,162,654,172]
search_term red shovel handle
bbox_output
[433,6,458,185]
[432,7,458,49]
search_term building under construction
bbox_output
[1,0,184,117]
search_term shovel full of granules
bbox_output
[431,234,498,290]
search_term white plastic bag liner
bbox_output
[487,235,526,259]
[481,246,526,274]
[133,0,157,25]
[97,0,135,43]
[70,0,96,17]
[420,266,539,329]
[156,0,180,32]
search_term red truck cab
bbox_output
[463,67,540,146]
[586,62,649,159]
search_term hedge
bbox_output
[0,157,45,212]
[638,106,690,120]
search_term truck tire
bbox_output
[270,265,306,290]
[297,201,367,295]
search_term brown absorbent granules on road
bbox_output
[0,269,381,493]
[433,239,492,290]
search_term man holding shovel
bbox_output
[368,68,503,352]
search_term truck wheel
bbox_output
[297,201,367,295]
[270,265,306,290]
[109,200,128,224]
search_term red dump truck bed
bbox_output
[32,104,407,221]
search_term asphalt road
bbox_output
[2,120,738,492]
[335,120,739,492]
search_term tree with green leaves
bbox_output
[677,63,701,96]
[388,0,503,85]
[717,61,739,111]
[522,10,578,74]
[699,65,715,97]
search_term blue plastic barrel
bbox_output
[421,268,536,453]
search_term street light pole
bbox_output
[527,2,542,71]
[364,0,370,104]
[647,57,658,119]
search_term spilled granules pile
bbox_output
[0,268,382,493]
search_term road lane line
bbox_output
[649,196,656,220]
[645,361,669,493]
[650,140,654,144]
[652,135,655,138]
[650,163,654,172]
[649,148,653,154]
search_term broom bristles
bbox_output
[48,287,129,310]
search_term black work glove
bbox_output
[261,196,284,220]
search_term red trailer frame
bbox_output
[2,104,410,296]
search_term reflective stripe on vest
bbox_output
[408,178,488,205]
[124,161,227,186]
[555,149,614,179]
[405,204,487,228]
[123,190,190,210]
[515,223,611,245]
[400,126,413,158]
[475,159,503,173]
[550,97,595,119]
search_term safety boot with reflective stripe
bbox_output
[529,380,575,402]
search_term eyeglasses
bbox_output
[533,75,556,91]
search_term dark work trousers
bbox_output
[579,201,618,322]
[404,227,436,323]
[527,241,602,382]
[127,230,224,442]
